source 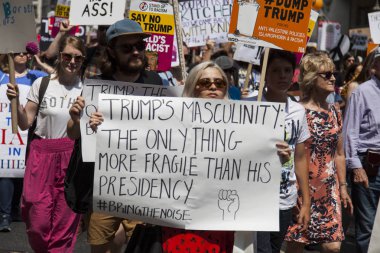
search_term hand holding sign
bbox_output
[218,189,240,221]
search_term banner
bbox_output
[130,1,175,71]
[80,79,183,162]
[228,0,312,53]
[0,0,37,53]
[179,0,232,47]
[369,11,380,44]
[0,83,29,178]
[69,0,126,25]
[94,94,284,230]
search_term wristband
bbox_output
[339,182,348,187]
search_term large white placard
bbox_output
[80,79,183,162]
[369,11,380,44]
[369,201,380,253]
[0,0,37,53]
[179,0,232,47]
[69,0,126,25]
[93,94,284,231]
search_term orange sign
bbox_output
[228,0,312,53]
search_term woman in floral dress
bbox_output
[285,52,353,253]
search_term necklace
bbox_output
[61,84,68,100]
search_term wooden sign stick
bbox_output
[257,48,270,102]
[8,53,18,134]
[243,63,252,91]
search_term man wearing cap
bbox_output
[343,48,380,253]
[67,19,162,253]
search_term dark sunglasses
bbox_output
[318,71,336,80]
[114,41,146,53]
[14,52,27,56]
[61,53,85,63]
[196,78,227,89]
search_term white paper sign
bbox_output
[369,12,380,44]
[93,94,284,231]
[69,0,126,25]
[179,0,232,47]
[233,43,264,65]
[317,21,342,52]
[0,0,37,53]
[369,201,380,253]
[80,79,183,162]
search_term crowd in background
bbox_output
[0,16,379,253]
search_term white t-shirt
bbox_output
[27,76,82,139]
[243,96,310,210]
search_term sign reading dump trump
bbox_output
[80,79,183,162]
[69,0,126,25]
[228,0,312,53]
[0,0,37,53]
[93,94,285,231]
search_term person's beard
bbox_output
[115,53,145,74]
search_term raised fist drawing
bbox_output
[218,189,240,220]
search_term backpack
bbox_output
[25,76,50,162]
[64,132,95,213]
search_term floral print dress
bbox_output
[285,105,344,244]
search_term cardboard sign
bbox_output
[228,0,312,53]
[55,0,71,18]
[233,43,264,65]
[351,33,368,51]
[94,94,284,231]
[130,1,175,71]
[0,0,37,53]
[69,0,126,25]
[179,0,233,47]
[369,11,380,44]
[317,21,341,52]
[0,81,30,178]
[80,79,184,162]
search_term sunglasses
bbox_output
[61,53,85,63]
[196,78,227,89]
[318,71,336,80]
[114,41,146,54]
[14,52,27,56]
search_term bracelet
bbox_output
[339,182,348,187]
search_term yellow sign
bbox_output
[55,4,70,18]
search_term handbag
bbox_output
[25,76,50,162]
[125,224,163,253]
[64,138,95,214]
[364,149,380,177]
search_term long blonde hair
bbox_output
[299,52,335,101]
[182,61,229,98]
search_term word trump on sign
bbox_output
[93,94,285,231]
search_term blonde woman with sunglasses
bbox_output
[6,35,85,252]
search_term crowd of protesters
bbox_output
[0,16,379,253]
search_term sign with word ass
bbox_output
[228,0,312,53]
[94,94,285,231]
[80,79,183,162]
[130,1,175,71]
[179,0,233,47]
[69,0,126,25]
[0,0,37,53]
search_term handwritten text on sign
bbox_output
[80,79,183,162]
[94,94,284,231]
[69,0,126,25]
[0,0,37,53]
[179,0,232,47]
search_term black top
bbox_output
[100,70,163,86]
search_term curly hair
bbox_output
[299,52,335,101]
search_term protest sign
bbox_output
[179,0,232,47]
[369,202,380,253]
[94,94,284,230]
[350,33,368,51]
[129,1,175,71]
[69,0,126,25]
[0,82,30,177]
[39,17,86,51]
[367,43,378,56]
[233,44,264,65]
[55,0,70,18]
[369,11,380,44]
[228,0,312,53]
[0,0,37,54]
[317,21,342,52]
[295,9,318,64]
[80,79,183,162]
